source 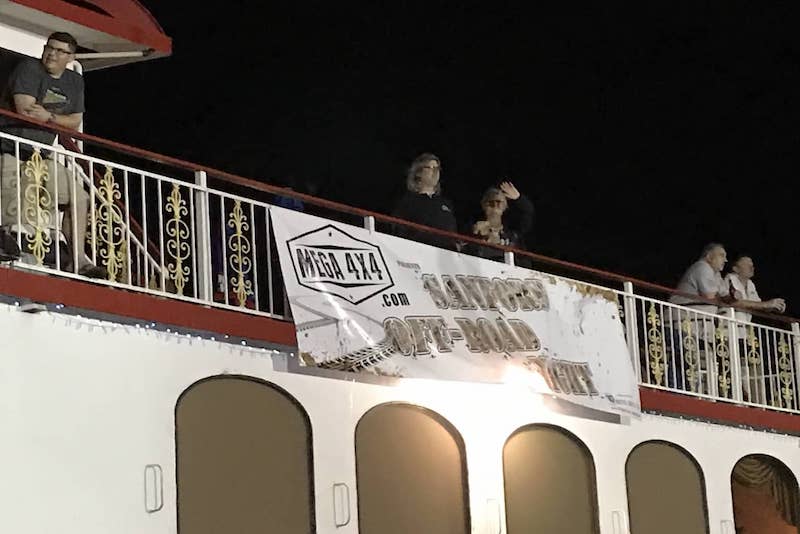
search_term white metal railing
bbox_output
[1,132,165,285]
[0,128,798,414]
[625,291,800,413]
[0,131,286,317]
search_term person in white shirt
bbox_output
[723,255,786,404]
[723,255,786,323]
[669,243,732,314]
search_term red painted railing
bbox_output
[0,107,792,325]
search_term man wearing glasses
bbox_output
[0,32,102,277]
[391,153,458,250]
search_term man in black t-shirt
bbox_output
[0,32,101,276]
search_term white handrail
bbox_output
[0,129,797,414]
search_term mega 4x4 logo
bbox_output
[286,224,394,304]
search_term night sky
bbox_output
[88,4,800,314]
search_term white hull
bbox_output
[2,302,797,533]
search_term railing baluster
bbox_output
[659,303,671,390]
[764,329,775,407]
[89,160,96,266]
[135,247,142,287]
[53,157,60,271]
[777,330,793,409]
[220,195,229,306]
[727,307,742,402]
[70,155,80,274]
[140,173,148,289]
[14,140,21,250]
[622,282,641,382]
[679,307,689,392]
[266,208,274,316]
[363,215,375,232]
[741,323,753,404]
[193,171,212,301]
[669,305,679,391]
[770,330,780,407]
[792,323,800,410]
[157,180,165,292]
[124,169,132,286]
[698,313,707,394]
[189,189,197,298]
[640,299,651,385]
[250,202,259,311]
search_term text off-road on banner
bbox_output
[272,206,640,416]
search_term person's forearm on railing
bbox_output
[12,94,82,130]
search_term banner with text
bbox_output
[271,206,640,416]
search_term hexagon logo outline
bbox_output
[286,224,394,304]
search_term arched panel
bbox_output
[626,441,708,534]
[175,376,314,534]
[503,424,599,533]
[731,454,800,534]
[355,403,470,534]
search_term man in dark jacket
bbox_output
[391,153,458,250]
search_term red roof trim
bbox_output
[640,387,800,435]
[9,0,171,54]
[0,267,295,347]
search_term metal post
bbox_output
[727,307,743,402]
[193,171,213,301]
[363,215,375,233]
[791,322,800,403]
[622,282,642,382]
[504,251,514,266]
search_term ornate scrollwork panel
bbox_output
[94,166,125,281]
[715,320,731,398]
[165,184,190,295]
[646,302,665,386]
[22,148,52,265]
[227,200,253,307]
[777,335,794,409]
[681,317,699,392]
[746,326,760,366]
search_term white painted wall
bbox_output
[0,21,46,58]
[1,302,798,534]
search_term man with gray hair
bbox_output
[660,243,732,391]
[669,242,731,313]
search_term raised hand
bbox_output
[498,181,520,200]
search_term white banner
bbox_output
[271,206,640,416]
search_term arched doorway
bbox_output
[732,454,800,534]
[626,441,708,534]
[175,376,315,533]
[503,424,599,533]
[355,403,470,534]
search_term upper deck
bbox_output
[0,107,798,433]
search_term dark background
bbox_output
[88,3,800,311]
